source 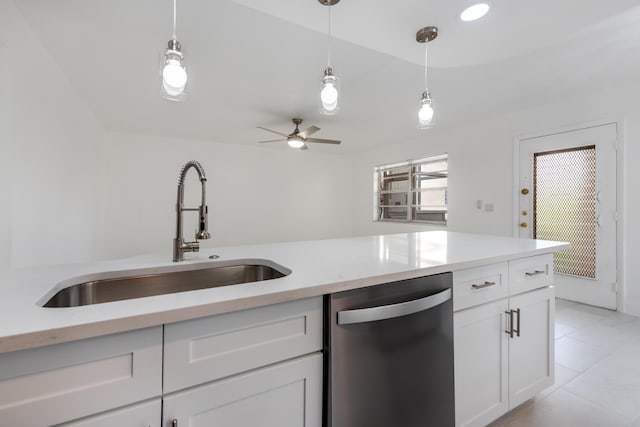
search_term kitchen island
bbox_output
[0,231,568,426]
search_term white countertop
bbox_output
[0,231,568,353]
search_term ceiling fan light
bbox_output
[460,3,490,22]
[320,68,340,115]
[288,136,305,148]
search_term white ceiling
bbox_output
[14,0,640,153]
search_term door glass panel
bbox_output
[534,146,596,278]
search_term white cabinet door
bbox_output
[163,353,322,427]
[0,327,162,426]
[57,399,161,427]
[454,299,509,427]
[508,286,555,408]
[164,297,322,393]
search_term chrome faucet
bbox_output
[173,160,210,262]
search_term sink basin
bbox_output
[41,260,290,308]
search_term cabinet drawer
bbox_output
[509,254,554,295]
[453,263,509,311]
[164,297,323,392]
[163,353,322,427]
[59,399,161,427]
[0,327,162,426]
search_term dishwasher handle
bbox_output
[337,288,452,325]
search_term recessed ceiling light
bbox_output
[460,3,490,22]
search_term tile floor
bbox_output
[489,298,640,427]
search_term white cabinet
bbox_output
[164,297,322,393]
[453,262,509,312]
[0,327,162,426]
[454,255,555,427]
[58,399,161,427]
[508,286,555,408]
[0,297,323,427]
[163,297,324,427]
[163,353,322,427]
[455,299,509,427]
[509,254,554,295]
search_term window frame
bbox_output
[373,154,448,225]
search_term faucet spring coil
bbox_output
[178,160,207,185]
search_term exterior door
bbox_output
[518,124,617,309]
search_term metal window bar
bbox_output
[375,155,448,223]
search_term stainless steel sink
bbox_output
[41,261,290,308]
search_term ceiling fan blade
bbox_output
[258,139,286,143]
[305,137,341,145]
[301,144,309,151]
[257,126,288,138]
[298,126,320,139]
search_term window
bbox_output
[374,154,448,224]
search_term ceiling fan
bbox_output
[257,118,341,150]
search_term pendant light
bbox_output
[161,0,187,101]
[319,0,340,115]
[416,26,438,128]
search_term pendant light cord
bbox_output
[327,5,332,68]
[172,0,177,40]
[423,41,428,90]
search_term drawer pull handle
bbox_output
[472,281,496,289]
[525,269,545,277]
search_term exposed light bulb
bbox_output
[161,40,187,101]
[321,83,338,106]
[288,137,305,148]
[163,59,187,90]
[320,68,340,115]
[418,91,434,128]
[418,104,434,123]
[460,3,490,22]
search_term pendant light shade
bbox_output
[319,0,340,115]
[161,0,187,101]
[416,26,438,129]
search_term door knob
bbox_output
[520,222,528,228]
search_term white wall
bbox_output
[99,131,354,259]
[0,42,9,271]
[351,81,640,315]
[0,1,104,269]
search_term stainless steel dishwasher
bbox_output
[325,272,454,427]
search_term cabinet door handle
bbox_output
[505,310,514,338]
[513,308,521,337]
[525,270,545,277]
[471,281,496,289]
[172,420,178,427]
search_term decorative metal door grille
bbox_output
[534,146,596,278]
